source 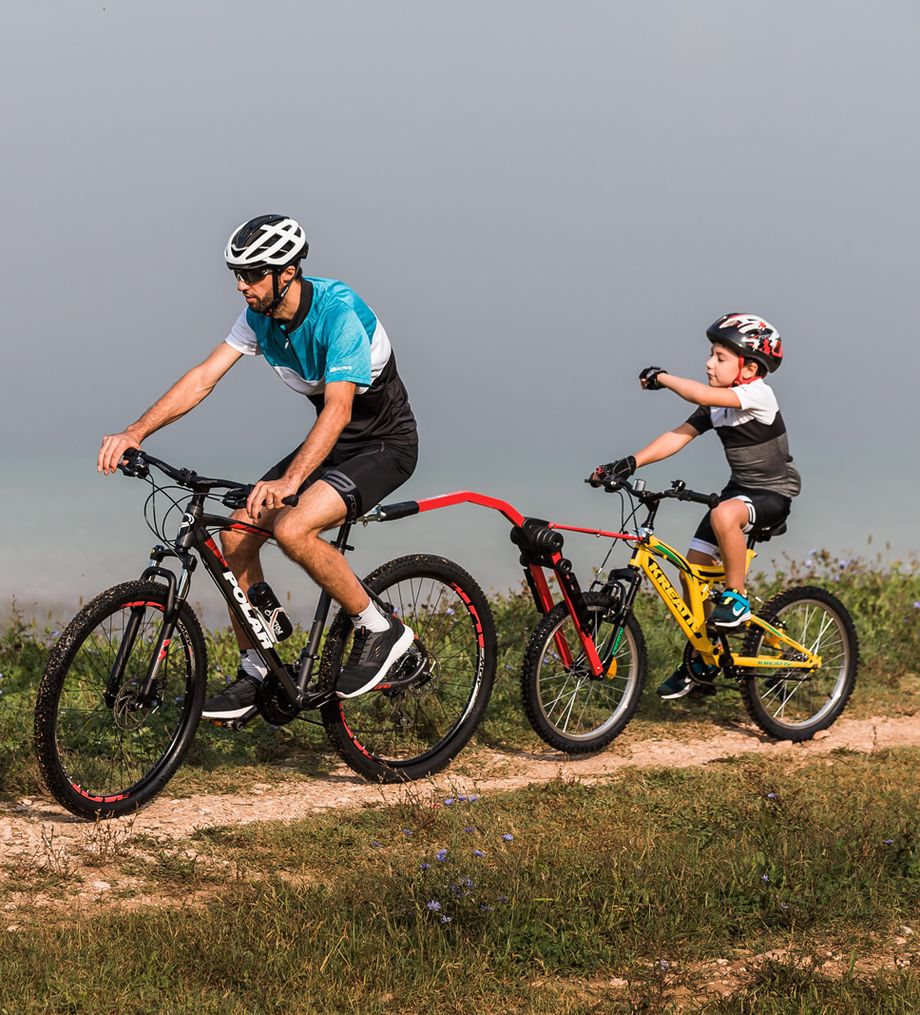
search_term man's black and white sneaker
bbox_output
[201,668,260,721]
[336,616,415,699]
[710,588,752,629]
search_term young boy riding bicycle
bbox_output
[593,313,800,699]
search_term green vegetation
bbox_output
[1,551,918,799]
[0,750,917,1013]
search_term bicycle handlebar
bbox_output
[584,473,719,509]
[118,449,299,509]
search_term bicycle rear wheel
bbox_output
[521,593,647,753]
[320,555,496,782]
[739,585,858,741]
[34,580,207,819]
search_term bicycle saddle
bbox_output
[748,521,787,544]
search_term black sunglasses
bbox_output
[232,266,273,284]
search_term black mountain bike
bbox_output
[34,450,496,819]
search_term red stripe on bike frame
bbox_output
[123,602,163,609]
[451,583,485,649]
[228,521,274,538]
[548,523,639,541]
[204,537,231,568]
[415,492,526,527]
[157,639,171,661]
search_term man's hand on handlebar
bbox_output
[98,431,144,476]
[588,456,637,488]
[245,477,301,521]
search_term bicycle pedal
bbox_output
[208,714,256,732]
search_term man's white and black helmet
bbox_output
[706,313,784,373]
[224,214,308,271]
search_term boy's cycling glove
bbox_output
[589,456,636,487]
[639,366,667,390]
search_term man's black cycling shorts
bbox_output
[261,439,418,523]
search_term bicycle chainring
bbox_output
[256,673,303,726]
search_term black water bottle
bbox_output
[247,581,294,642]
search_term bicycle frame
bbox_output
[138,491,360,712]
[628,536,822,671]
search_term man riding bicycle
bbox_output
[98,214,419,721]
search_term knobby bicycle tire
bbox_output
[34,580,207,819]
[739,584,858,741]
[320,555,497,782]
[521,593,647,753]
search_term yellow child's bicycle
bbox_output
[519,476,858,752]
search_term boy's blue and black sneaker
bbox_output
[710,588,752,629]
[657,657,720,699]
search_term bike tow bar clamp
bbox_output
[359,501,420,524]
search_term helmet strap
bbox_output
[733,356,760,386]
[263,268,294,318]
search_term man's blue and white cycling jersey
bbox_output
[225,276,417,446]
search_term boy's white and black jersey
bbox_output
[686,378,801,500]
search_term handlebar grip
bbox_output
[118,447,148,478]
[222,485,300,510]
[678,490,720,508]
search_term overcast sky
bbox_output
[2,1,918,625]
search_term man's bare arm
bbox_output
[98,342,242,474]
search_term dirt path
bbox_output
[3,714,918,860]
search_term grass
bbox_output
[0,749,917,1012]
[1,549,918,800]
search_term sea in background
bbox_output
[5,448,916,633]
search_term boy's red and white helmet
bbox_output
[706,313,783,373]
[224,214,308,270]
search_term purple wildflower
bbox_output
[473,849,485,858]
[426,900,441,912]
[419,862,430,871]
[371,840,382,848]
[464,826,474,834]
[883,839,895,846]
[502,833,514,842]
[766,792,778,800]
[761,873,770,884]
[440,914,453,924]
[436,848,448,862]
[443,797,455,807]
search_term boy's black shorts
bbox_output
[689,481,791,558]
[261,439,418,523]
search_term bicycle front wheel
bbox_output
[740,585,858,741]
[34,580,207,819]
[521,593,647,753]
[320,555,497,782]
